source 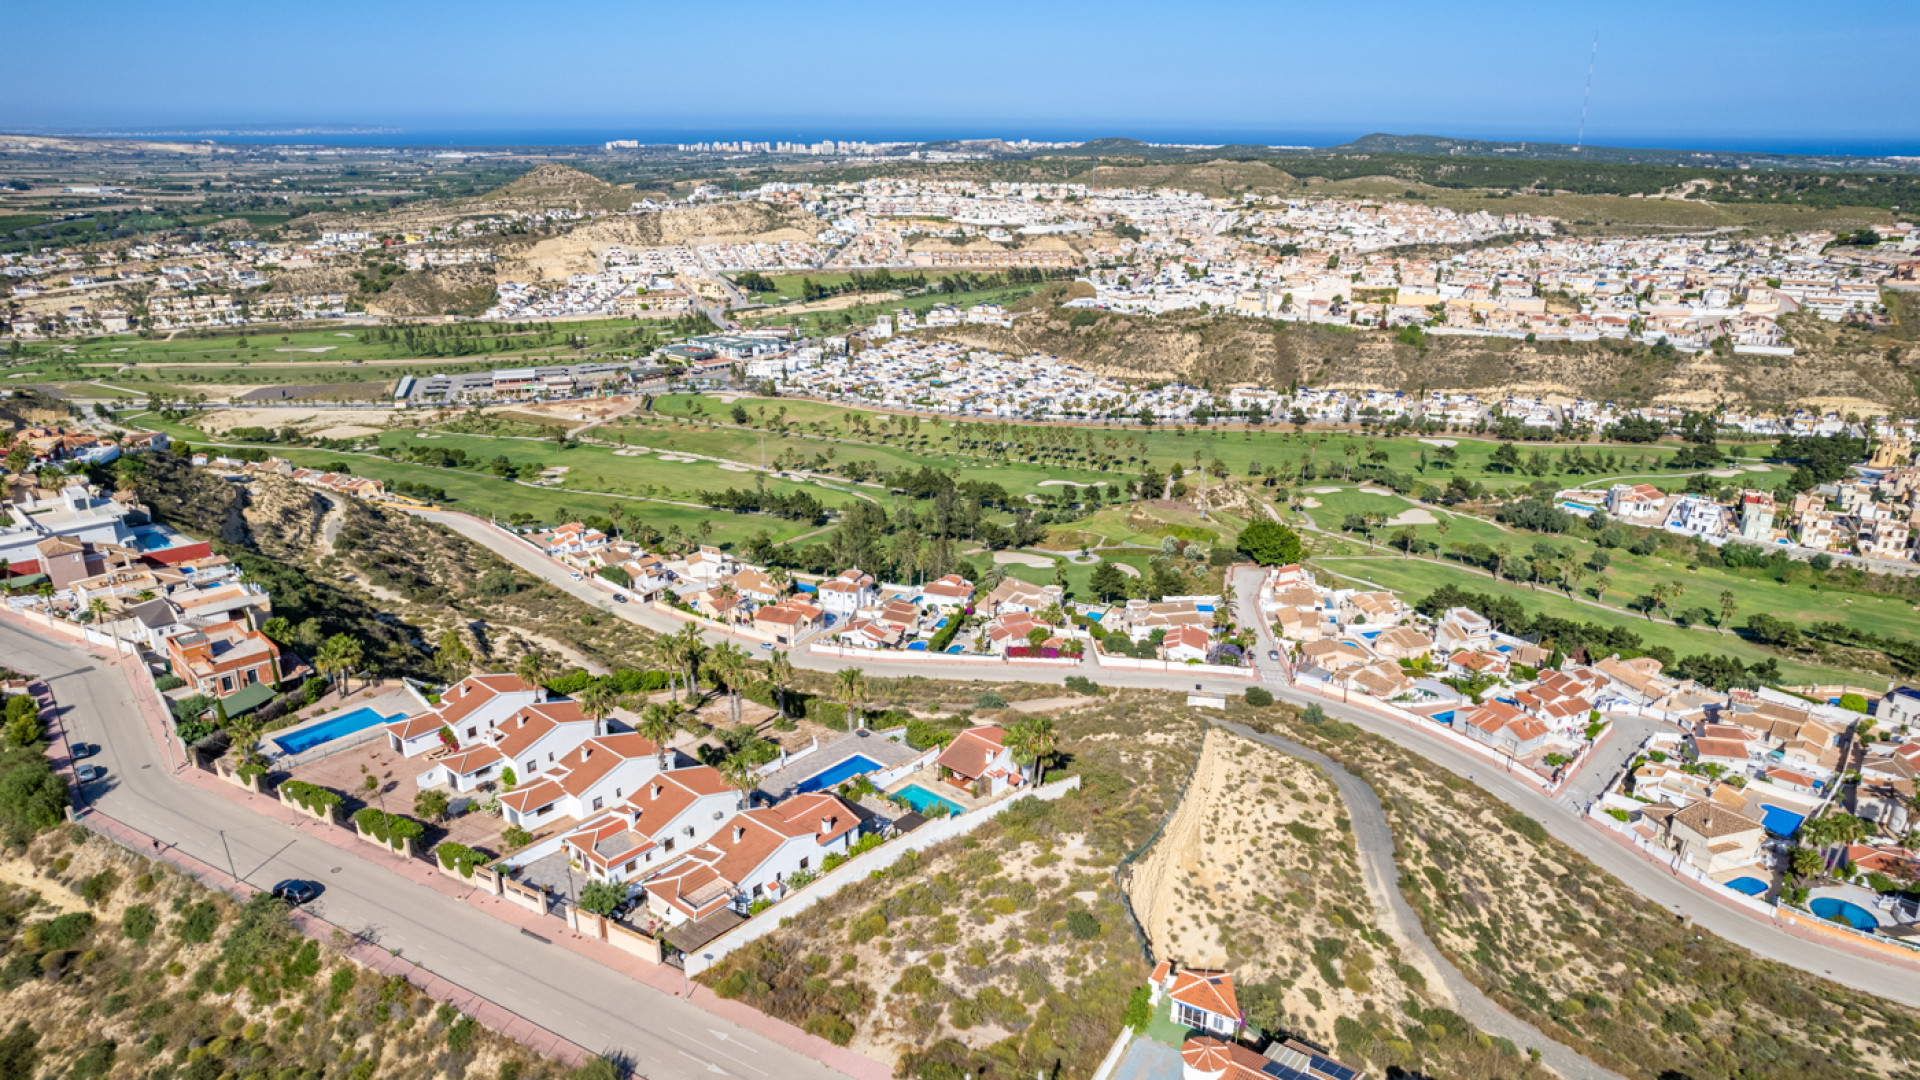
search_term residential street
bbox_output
[383,513,1920,1008]
[2,621,870,1080]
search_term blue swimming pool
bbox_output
[1085,611,1105,622]
[1811,897,1879,931]
[1725,876,1770,897]
[895,783,966,817]
[907,641,928,651]
[797,754,885,793]
[1431,710,1457,724]
[1759,805,1806,838]
[272,707,406,755]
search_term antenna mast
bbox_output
[1575,34,1599,150]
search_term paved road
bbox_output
[4,622,858,1080]
[410,509,1920,1007]
[1213,718,1623,1080]
[1223,566,1920,1009]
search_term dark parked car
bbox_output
[69,743,100,760]
[271,880,322,905]
[1268,650,1280,662]
[74,764,105,783]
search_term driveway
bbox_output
[3,620,872,1080]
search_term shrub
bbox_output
[1123,985,1153,1031]
[1503,812,1548,844]
[1245,687,1273,707]
[975,691,1007,709]
[153,675,186,692]
[122,904,159,944]
[1063,675,1104,697]
[1064,910,1102,940]
[435,842,487,879]
[176,900,220,944]
[353,808,424,851]
[502,825,533,850]
[578,880,626,916]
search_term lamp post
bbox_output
[218,829,239,884]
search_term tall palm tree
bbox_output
[674,624,706,696]
[516,650,551,689]
[766,650,795,721]
[720,751,757,812]
[576,682,619,733]
[648,636,681,701]
[636,702,680,769]
[710,642,749,726]
[834,667,866,733]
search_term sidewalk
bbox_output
[5,607,891,1080]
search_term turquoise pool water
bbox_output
[1725,876,1769,896]
[895,783,966,817]
[1811,897,1879,931]
[273,707,406,755]
[796,754,884,794]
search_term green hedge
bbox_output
[435,841,487,878]
[280,780,342,818]
[927,610,968,653]
[353,807,425,849]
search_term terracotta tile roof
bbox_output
[1168,969,1239,1019]
[934,726,1005,779]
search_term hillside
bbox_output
[495,201,820,281]
[476,162,638,213]
[364,263,499,317]
[929,301,1920,411]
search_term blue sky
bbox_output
[6,0,1917,152]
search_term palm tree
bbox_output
[767,650,795,720]
[1718,590,1737,632]
[516,650,551,689]
[1591,574,1612,605]
[648,636,681,702]
[636,702,680,769]
[1433,517,1451,554]
[1007,716,1059,784]
[1645,583,1669,622]
[576,682,619,732]
[710,642,749,726]
[720,751,757,811]
[1492,543,1512,582]
[834,667,866,733]
[674,624,706,696]
[315,634,364,696]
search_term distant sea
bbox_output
[42,126,1920,158]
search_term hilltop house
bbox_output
[559,765,739,891]
[641,793,861,924]
[1150,963,1241,1036]
[934,725,1022,796]
[385,674,548,758]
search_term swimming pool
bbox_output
[796,754,884,793]
[907,641,928,651]
[1430,710,1457,724]
[1810,897,1879,931]
[272,706,406,755]
[1724,876,1770,897]
[1758,805,1805,838]
[895,783,966,817]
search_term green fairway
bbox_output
[741,283,1047,337]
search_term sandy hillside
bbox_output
[1125,727,1437,1048]
[192,406,398,439]
[496,202,821,281]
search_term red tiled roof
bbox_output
[934,726,1005,779]
[1168,969,1239,1019]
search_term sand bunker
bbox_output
[656,454,697,463]
[1309,486,1343,494]
[1743,464,1771,472]
[1112,562,1141,578]
[1417,438,1458,447]
[993,551,1056,568]
[1387,508,1437,526]
[1298,498,1321,508]
[718,463,752,472]
[1357,486,1393,496]
[1708,469,1743,478]
[274,346,337,354]
[1038,479,1108,487]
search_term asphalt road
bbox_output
[1213,718,1623,1080]
[4,621,858,1080]
[410,512,1920,1007]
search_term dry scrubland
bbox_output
[0,827,564,1080]
[1234,706,1920,1080]
[134,455,658,681]
[934,298,1919,412]
[1123,728,1541,1080]
[699,694,1202,1079]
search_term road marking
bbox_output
[677,1050,729,1075]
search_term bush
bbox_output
[153,675,186,692]
[502,825,533,849]
[974,691,1006,709]
[1063,675,1104,697]
[1245,687,1273,707]
[435,842,487,879]
[1123,985,1153,1031]
[176,900,220,944]
[122,904,159,944]
[1503,812,1549,844]
[279,780,342,820]
[577,880,626,917]
[352,808,424,850]
[1064,910,1102,940]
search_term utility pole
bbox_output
[218,829,239,884]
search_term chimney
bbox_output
[819,816,833,836]
[651,782,663,800]
[732,825,745,844]
[581,747,592,762]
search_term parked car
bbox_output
[612,594,627,603]
[69,742,100,760]
[1268,650,1280,661]
[271,880,322,905]
[75,764,105,783]
[568,572,583,581]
